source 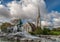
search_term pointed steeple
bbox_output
[36,0,41,28]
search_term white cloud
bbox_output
[7,0,60,27]
[7,0,47,21]
[41,21,51,26]
[0,5,11,18]
[0,0,60,28]
[53,18,60,28]
[47,11,60,27]
[53,18,60,22]
[0,5,12,22]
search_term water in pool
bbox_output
[0,37,60,42]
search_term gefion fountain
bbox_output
[6,19,40,40]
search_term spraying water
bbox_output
[21,27,40,39]
[6,19,40,39]
[6,26,39,39]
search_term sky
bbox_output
[0,0,60,28]
[45,0,60,12]
[1,0,60,12]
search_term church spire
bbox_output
[36,0,41,28]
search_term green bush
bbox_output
[29,27,60,35]
[42,28,51,35]
[34,28,43,35]
[29,27,43,35]
[50,31,60,35]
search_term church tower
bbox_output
[36,1,41,28]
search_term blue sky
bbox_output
[1,0,60,13]
[45,0,60,12]
[0,0,20,5]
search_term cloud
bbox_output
[7,1,24,18]
[7,0,60,27]
[6,0,50,27]
[7,0,38,20]
[41,21,51,26]
[0,0,60,28]
[7,0,47,21]
[48,10,60,28]
[53,17,60,28]
[0,5,11,18]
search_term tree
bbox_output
[52,28,56,31]
[34,27,43,35]
[42,28,50,35]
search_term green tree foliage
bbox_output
[52,28,56,31]
[34,27,43,35]
[30,27,43,35]
[49,28,60,35]
[50,31,60,35]
[42,28,50,35]
[30,27,60,35]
